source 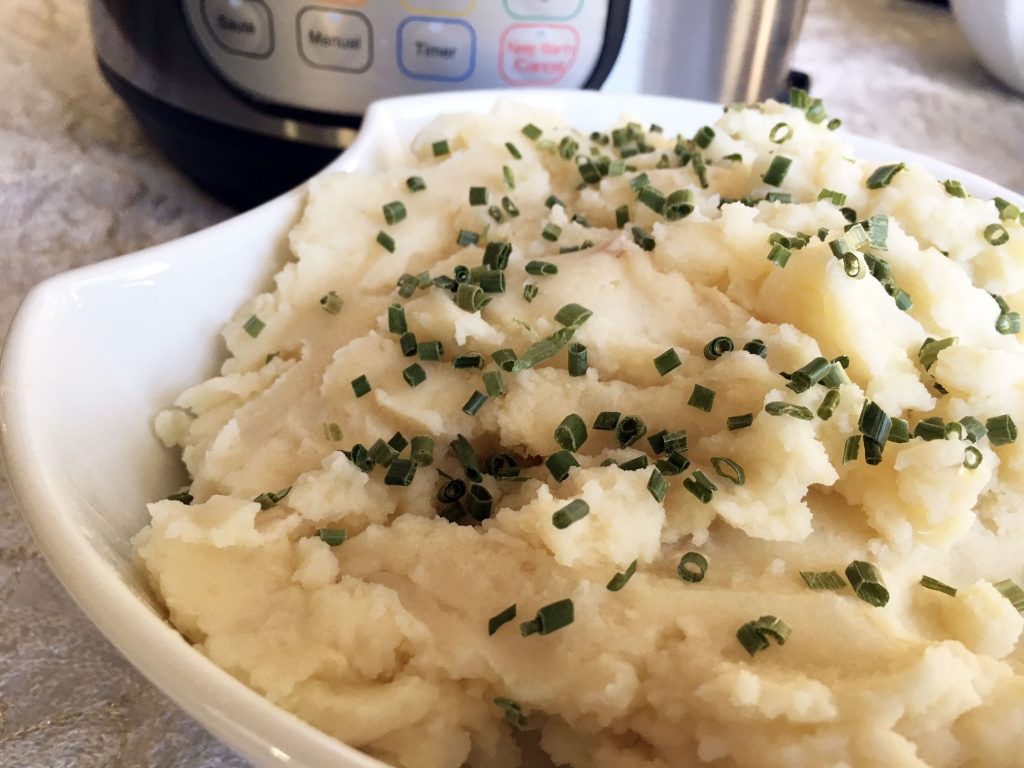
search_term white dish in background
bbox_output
[0,89,1021,768]
[951,0,1024,95]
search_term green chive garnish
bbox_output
[995,579,1024,613]
[468,186,488,206]
[382,201,406,225]
[166,490,193,505]
[694,125,715,148]
[488,604,517,635]
[800,571,846,590]
[963,446,982,469]
[406,176,427,193]
[456,282,489,312]
[845,561,889,607]
[406,435,433,466]
[614,415,647,448]
[397,332,417,358]
[319,291,343,315]
[511,326,576,371]
[545,449,579,482]
[727,413,754,430]
[376,231,396,252]
[483,370,505,397]
[526,260,558,276]
[682,470,717,503]
[456,229,480,247]
[960,415,987,443]
[502,165,515,189]
[450,434,482,482]
[656,450,691,476]
[842,435,860,464]
[687,384,715,412]
[664,189,694,221]
[351,375,371,397]
[943,179,967,197]
[554,303,592,328]
[703,336,734,360]
[866,162,905,189]
[502,196,520,217]
[505,140,522,159]
[492,348,517,371]
[431,139,450,156]
[521,123,542,140]
[818,188,847,206]
[765,401,812,420]
[786,357,831,393]
[465,483,493,521]
[769,122,793,144]
[607,560,638,591]
[416,340,444,362]
[552,499,590,529]
[919,336,956,370]
[322,422,343,442]
[253,487,290,510]
[647,467,669,502]
[920,575,957,597]
[494,698,528,730]
[743,339,768,358]
[522,284,538,302]
[677,552,708,582]
[520,598,574,636]
[654,348,681,376]
[817,389,841,421]
[615,205,629,229]
[593,411,621,430]
[555,414,588,451]
[387,432,408,453]
[710,457,745,485]
[401,363,426,388]
[462,390,487,416]
[243,315,265,338]
[631,225,655,251]
[914,417,945,441]
[767,243,792,267]
[985,223,1009,246]
[541,223,562,242]
[618,455,649,471]
[762,156,792,187]
[317,528,346,547]
[568,343,587,376]
[858,401,892,445]
[737,615,791,656]
[387,303,407,334]
[986,414,1017,445]
[452,352,483,369]
[637,186,666,214]
[368,438,398,467]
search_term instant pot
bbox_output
[89,0,807,208]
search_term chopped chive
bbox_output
[387,432,408,453]
[914,417,946,441]
[920,575,957,597]
[607,560,638,591]
[867,214,889,250]
[654,348,681,376]
[493,697,528,730]
[501,196,520,217]
[488,205,503,222]
[323,422,343,442]
[320,291,343,315]
[693,125,715,148]
[843,253,863,278]
[399,332,418,357]
[960,415,987,443]
[593,411,620,430]
[842,435,860,464]
[526,260,558,276]
[453,352,484,369]
[376,231,396,252]
[483,370,505,397]
[995,579,1024,613]
[396,273,418,298]
[618,455,649,471]
[504,140,523,159]
[577,156,601,184]
[382,201,406,225]
[544,194,564,209]
[484,453,520,479]
[630,172,650,191]
[552,499,590,529]
[541,223,562,242]
[243,315,265,338]
[450,434,482,482]
[465,483,493,521]
[402,363,426,388]
[996,311,1022,335]
[946,421,964,440]
[483,241,512,269]
[984,223,1009,246]
[866,162,905,189]
[568,343,587,376]
[522,284,538,302]
[765,401,813,420]
[520,598,574,636]
[994,196,1022,221]
[647,466,669,502]
[351,375,371,397]
[800,570,846,590]
[687,384,716,412]
[762,155,792,187]
[859,401,892,445]
[456,229,480,247]
[387,303,407,334]
[736,615,791,656]
[710,457,745,485]
[656,451,690,476]
[253,487,290,510]
[555,414,588,451]
[492,348,517,371]
[614,415,647,448]
[431,139,450,156]
[405,435,433,466]
[964,445,983,469]
[462,390,487,416]
[919,336,957,371]
[727,413,754,430]
[943,179,967,197]
[637,186,666,214]
[501,164,515,189]
[510,326,576,371]
[786,357,832,393]
[682,470,717,503]
[769,122,793,144]
[817,389,841,421]
[615,204,629,229]
[418,340,445,361]
[469,186,489,206]
[631,225,655,251]
[407,176,427,193]
[863,437,885,465]
[521,123,542,140]
[845,561,889,607]
[703,336,734,360]
[663,430,687,454]
[743,339,768,358]
[767,243,792,267]
[554,303,593,328]
[664,189,695,221]
[488,604,517,635]
[456,282,488,312]
[818,188,847,206]
[827,118,842,130]
[986,414,1017,445]
[545,449,580,482]
[316,528,346,547]
[368,438,399,467]
[677,551,709,582]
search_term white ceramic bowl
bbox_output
[951,0,1024,95]
[1,90,1021,768]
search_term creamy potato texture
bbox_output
[136,98,1024,768]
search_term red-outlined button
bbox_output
[498,24,579,86]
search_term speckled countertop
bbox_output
[1,1,1022,766]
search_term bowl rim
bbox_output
[2,88,1022,768]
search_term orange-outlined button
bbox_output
[400,0,476,17]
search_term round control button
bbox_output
[398,18,476,82]
[201,0,274,58]
[298,8,373,72]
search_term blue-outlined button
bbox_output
[503,0,584,21]
[397,17,476,82]
[297,8,372,72]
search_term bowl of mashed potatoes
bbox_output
[2,89,1023,768]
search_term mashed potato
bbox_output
[135,95,1024,768]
